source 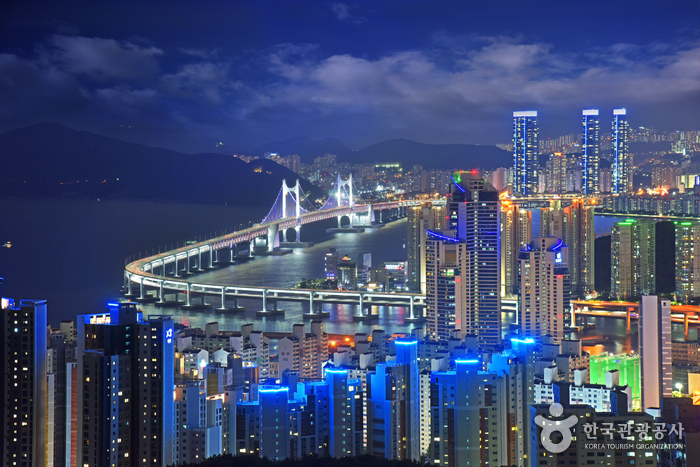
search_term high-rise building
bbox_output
[77,303,175,467]
[544,152,567,193]
[675,221,700,303]
[582,109,600,194]
[639,296,672,411]
[367,339,420,460]
[324,248,338,280]
[540,200,595,295]
[407,203,447,293]
[337,255,357,290]
[611,219,656,299]
[512,111,539,196]
[517,237,571,343]
[500,201,531,298]
[612,108,631,193]
[424,231,470,341]
[449,171,501,348]
[0,298,48,467]
[430,359,506,467]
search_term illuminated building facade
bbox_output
[674,220,700,303]
[429,359,505,467]
[612,108,631,193]
[0,299,48,467]
[367,339,420,460]
[512,111,539,196]
[449,171,501,348]
[424,231,470,341]
[77,303,175,467]
[518,237,571,343]
[540,200,595,295]
[407,203,447,293]
[639,296,672,411]
[582,109,600,194]
[500,202,531,298]
[611,219,656,299]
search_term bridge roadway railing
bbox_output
[124,202,426,319]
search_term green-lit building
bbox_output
[590,353,641,410]
[675,220,700,303]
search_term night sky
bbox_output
[2,0,699,153]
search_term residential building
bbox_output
[407,203,447,293]
[582,109,600,194]
[612,108,632,193]
[675,220,700,303]
[500,200,531,298]
[512,111,539,196]
[0,298,48,467]
[449,171,501,348]
[540,199,595,295]
[518,237,571,343]
[611,219,656,299]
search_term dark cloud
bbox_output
[1,30,699,152]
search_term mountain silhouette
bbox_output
[0,123,316,206]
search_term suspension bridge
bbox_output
[124,175,426,321]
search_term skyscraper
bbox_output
[675,221,700,303]
[612,108,631,193]
[77,303,175,467]
[367,339,420,460]
[449,171,501,348]
[582,109,600,194]
[518,237,571,343]
[540,200,595,295]
[611,219,656,299]
[512,111,539,196]
[639,296,672,411]
[407,203,447,293]
[0,298,48,467]
[424,231,470,341]
[500,201,531,298]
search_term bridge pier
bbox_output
[626,307,633,334]
[123,273,138,298]
[685,314,689,340]
[172,255,180,277]
[256,289,285,316]
[216,287,244,312]
[404,296,423,322]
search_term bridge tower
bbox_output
[282,178,303,243]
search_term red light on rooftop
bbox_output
[471,169,478,175]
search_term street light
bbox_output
[676,383,683,396]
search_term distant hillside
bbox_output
[349,139,512,170]
[251,136,511,170]
[0,123,318,206]
[251,137,352,163]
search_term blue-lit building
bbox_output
[448,171,501,348]
[512,111,539,196]
[582,109,600,194]
[76,303,175,467]
[367,339,420,460]
[235,371,363,459]
[612,108,631,194]
[424,229,469,342]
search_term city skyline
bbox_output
[1,0,699,153]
